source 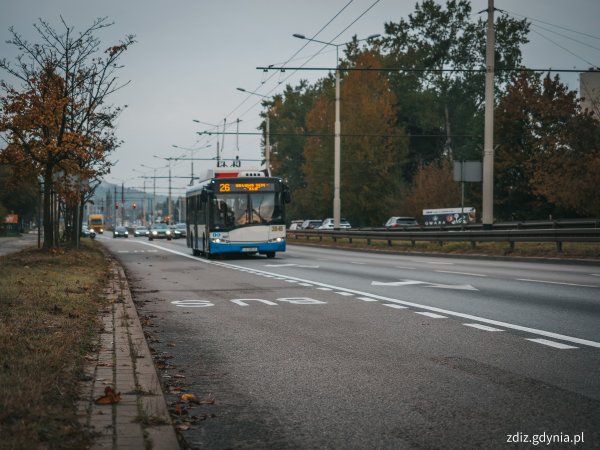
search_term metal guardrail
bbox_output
[360,218,600,232]
[288,226,600,253]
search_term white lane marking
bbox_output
[116,240,600,350]
[464,323,504,332]
[526,339,578,350]
[435,270,487,277]
[299,283,314,287]
[265,263,320,268]
[383,304,408,309]
[357,297,379,302]
[425,283,478,291]
[335,291,354,296]
[427,261,454,265]
[517,279,598,288]
[590,274,600,277]
[350,262,367,265]
[372,279,478,291]
[285,279,299,283]
[372,280,425,286]
[395,266,416,270]
[415,312,447,319]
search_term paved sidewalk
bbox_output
[77,256,180,449]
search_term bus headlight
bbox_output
[211,237,229,244]
[269,237,285,243]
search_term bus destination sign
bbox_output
[217,182,275,193]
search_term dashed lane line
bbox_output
[435,270,487,277]
[464,323,504,332]
[415,312,447,319]
[517,278,598,288]
[526,338,578,350]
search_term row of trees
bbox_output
[0,17,133,248]
[263,0,600,225]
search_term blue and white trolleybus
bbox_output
[186,169,291,258]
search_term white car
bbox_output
[318,218,351,230]
[385,216,419,228]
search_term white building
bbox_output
[580,70,600,117]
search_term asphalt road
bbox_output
[98,235,600,449]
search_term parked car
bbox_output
[288,220,304,230]
[318,218,351,230]
[171,223,187,239]
[385,216,419,228]
[134,227,149,237]
[301,219,322,230]
[81,225,91,237]
[113,226,129,238]
[149,223,172,241]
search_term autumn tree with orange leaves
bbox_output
[297,51,406,226]
[0,17,134,248]
[495,72,600,219]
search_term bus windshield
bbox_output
[212,192,283,228]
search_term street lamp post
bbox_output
[236,87,272,174]
[140,163,165,224]
[171,144,212,185]
[293,33,379,229]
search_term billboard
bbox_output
[422,208,476,226]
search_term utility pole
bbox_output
[121,183,125,226]
[482,0,495,229]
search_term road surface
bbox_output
[98,235,600,449]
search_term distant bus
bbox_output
[186,170,291,258]
[88,214,105,233]
[422,207,476,226]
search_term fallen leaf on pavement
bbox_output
[180,393,200,404]
[95,386,121,405]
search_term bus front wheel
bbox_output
[265,252,275,258]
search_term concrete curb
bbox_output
[78,257,180,449]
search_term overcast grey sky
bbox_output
[2,0,599,194]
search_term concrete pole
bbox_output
[333,67,341,229]
[168,160,172,224]
[482,0,495,228]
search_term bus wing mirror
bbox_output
[283,188,291,204]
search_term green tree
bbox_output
[379,0,530,169]
[267,80,318,220]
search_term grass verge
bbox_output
[289,237,600,261]
[0,240,110,450]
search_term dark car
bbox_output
[171,223,187,239]
[149,223,172,241]
[134,227,149,237]
[113,226,129,238]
